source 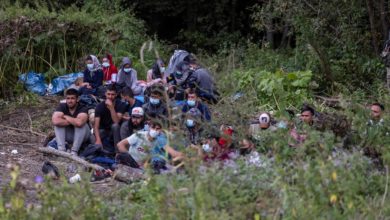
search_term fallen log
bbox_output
[37,147,104,170]
[113,164,145,184]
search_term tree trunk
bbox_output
[379,0,389,43]
[308,39,333,87]
[266,18,274,48]
[366,0,380,54]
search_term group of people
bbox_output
[50,50,389,176]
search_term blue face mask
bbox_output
[87,64,94,70]
[124,68,132,73]
[187,100,196,107]
[149,97,160,105]
[186,119,195,128]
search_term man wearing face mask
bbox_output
[101,53,118,84]
[116,121,168,169]
[80,55,104,95]
[182,89,211,121]
[117,57,142,95]
[184,108,203,145]
[142,85,168,120]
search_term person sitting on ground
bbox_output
[142,85,168,120]
[117,57,142,95]
[369,102,385,126]
[116,121,169,170]
[147,58,166,85]
[184,108,204,145]
[94,84,127,153]
[52,88,91,155]
[101,52,118,84]
[120,87,143,121]
[242,112,276,152]
[166,61,197,101]
[80,55,104,95]
[289,106,316,145]
[299,105,315,126]
[182,88,211,121]
[184,54,218,103]
[193,128,234,162]
[120,107,146,140]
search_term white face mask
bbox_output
[124,68,132,73]
[159,67,165,73]
[202,143,212,153]
[102,62,110,67]
[149,129,159,138]
[87,63,94,70]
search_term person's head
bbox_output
[371,102,384,121]
[185,108,202,129]
[121,57,132,73]
[105,84,118,101]
[149,86,164,106]
[65,88,79,109]
[85,55,94,70]
[175,61,190,77]
[184,54,198,69]
[258,113,271,129]
[102,57,110,68]
[121,87,135,102]
[131,107,145,126]
[186,89,198,107]
[300,105,315,125]
[201,129,221,153]
[148,120,163,139]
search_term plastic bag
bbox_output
[18,72,48,96]
[50,72,83,95]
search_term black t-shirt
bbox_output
[95,99,127,130]
[55,103,88,118]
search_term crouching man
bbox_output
[52,88,91,155]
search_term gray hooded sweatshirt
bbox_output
[117,57,142,95]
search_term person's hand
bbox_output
[122,115,130,120]
[95,139,102,146]
[63,115,70,121]
[105,99,114,109]
[86,84,92,89]
[82,82,89,87]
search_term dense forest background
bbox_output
[1,0,389,100]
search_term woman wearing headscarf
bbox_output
[117,57,142,95]
[80,55,104,95]
[101,53,118,84]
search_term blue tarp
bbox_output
[50,72,83,95]
[18,72,48,96]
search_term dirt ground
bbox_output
[0,96,122,203]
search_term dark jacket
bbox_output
[83,69,103,89]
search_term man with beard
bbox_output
[52,88,91,155]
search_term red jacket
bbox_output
[102,53,118,81]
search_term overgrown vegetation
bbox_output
[1,0,390,219]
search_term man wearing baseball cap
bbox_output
[120,107,146,140]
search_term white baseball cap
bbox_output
[131,107,144,116]
[259,113,270,124]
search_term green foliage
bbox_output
[233,68,313,109]
[0,0,150,99]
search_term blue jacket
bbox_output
[182,101,212,121]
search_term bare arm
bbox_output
[117,138,129,153]
[94,117,102,145]
[165,145,184,160]
[52,112,70,126]
[64,113,88,128]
